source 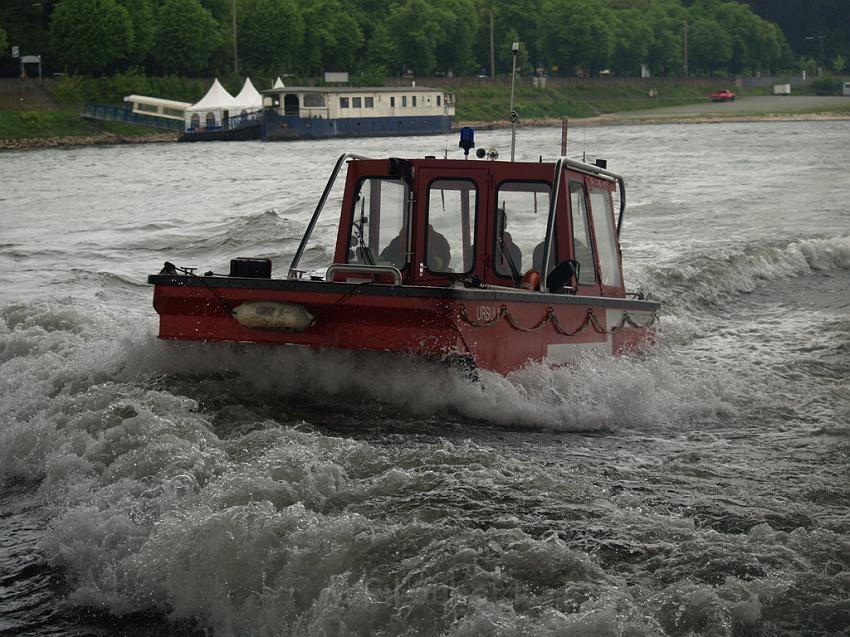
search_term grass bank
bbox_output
[452,83,752,121]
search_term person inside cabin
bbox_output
[495,208,522,279]
[379,225,451,271]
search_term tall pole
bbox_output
[509,42,518,162]
[232,0,239,75]
[489,8,495,78]
[683,19,688,78]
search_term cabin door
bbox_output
[283,94,299,116]
[413,167,489,284]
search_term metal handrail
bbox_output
[288,153,372,279]
[325,264,402,285]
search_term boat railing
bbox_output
[288,153,373,279]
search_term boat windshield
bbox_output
[348,178,408,268]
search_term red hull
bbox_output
[150,276,659,375]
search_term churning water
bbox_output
[1,122,848,636]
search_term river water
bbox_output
[1,122,848,636]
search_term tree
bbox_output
[612,8,652,76]
[119,0,154,66]
[388,0,444,76]
[361,22,397,76]
[687,17,732,75]
[154,0,220,75]
[834,53,846,73]
[433,0,479,76]
[300,0,363,75]
[237,0,304,75]
[49,0,133,75]
[0,20,7,55]
[538,0,614,75]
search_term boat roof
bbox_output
[262,86,446,95]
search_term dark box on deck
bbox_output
[229,257,272,278]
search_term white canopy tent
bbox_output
[273,77,286,89]
[185,78,237,130]
[233,77,263,113]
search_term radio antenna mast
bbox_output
[509,42,519,161]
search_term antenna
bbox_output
[509,42,519,162]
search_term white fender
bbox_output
[232,301,315,331]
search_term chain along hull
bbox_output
[149,275,660,375]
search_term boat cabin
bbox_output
[262,86,456,120]
[292,155,627,299]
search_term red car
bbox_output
[710,89,736,102]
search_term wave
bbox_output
[634,235,850,313]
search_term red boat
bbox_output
[149,142,659,375]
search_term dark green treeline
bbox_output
[1,0,847,79]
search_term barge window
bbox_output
[391,97,395,107]
[353,96,362,108]
[426,179,477,274]
[589,188,622,287]
[402,96,407,107]
[437,95,441,106]
[349,178,409,269]
[340,97,349,108]
[412,96,417,107]
[304,93,325,107]
[570,181,597,284]
[494,182,553,278]
[365,97,374,108]
[205,112,216,127]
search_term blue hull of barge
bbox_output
[262,113,452,141]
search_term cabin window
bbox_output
[352,96,362,108]
[402,96,407,107]
[426,179,477,274]
[205,112,216,127]
[163,107,183,118]
[137,102,158,113]
[340,97,349,108]
[391,96,396,107]
[569,181,597,284]
[412,96,417,107]
[365,97,374,108]
[348,178,409,268]
[304,93,325,107]
[190,113,200,129]
[437,95,441,107]
[494,182,554,279]
[589,188,622,288]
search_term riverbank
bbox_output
[0,131,177,150]
[2,96,848,150]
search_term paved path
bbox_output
[602,95,850,121]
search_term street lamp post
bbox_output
[805,35,825,72]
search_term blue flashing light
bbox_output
[459,127,475,156]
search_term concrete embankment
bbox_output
[0,131,178,150]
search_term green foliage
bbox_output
[301,0,363,75]
[0,20,7,54]
[238,0,304,75]
[154,0,220,74]
[0,111,96,139]
[388,0,444,75]
[688,18,733,75]
[809,75,842,96]
[833,54,846,74]
[120,0,155,64]
[49,0,133,75]
[538,0,614,75]
[7,0,834,81]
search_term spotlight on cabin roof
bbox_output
[459,127,475,157]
